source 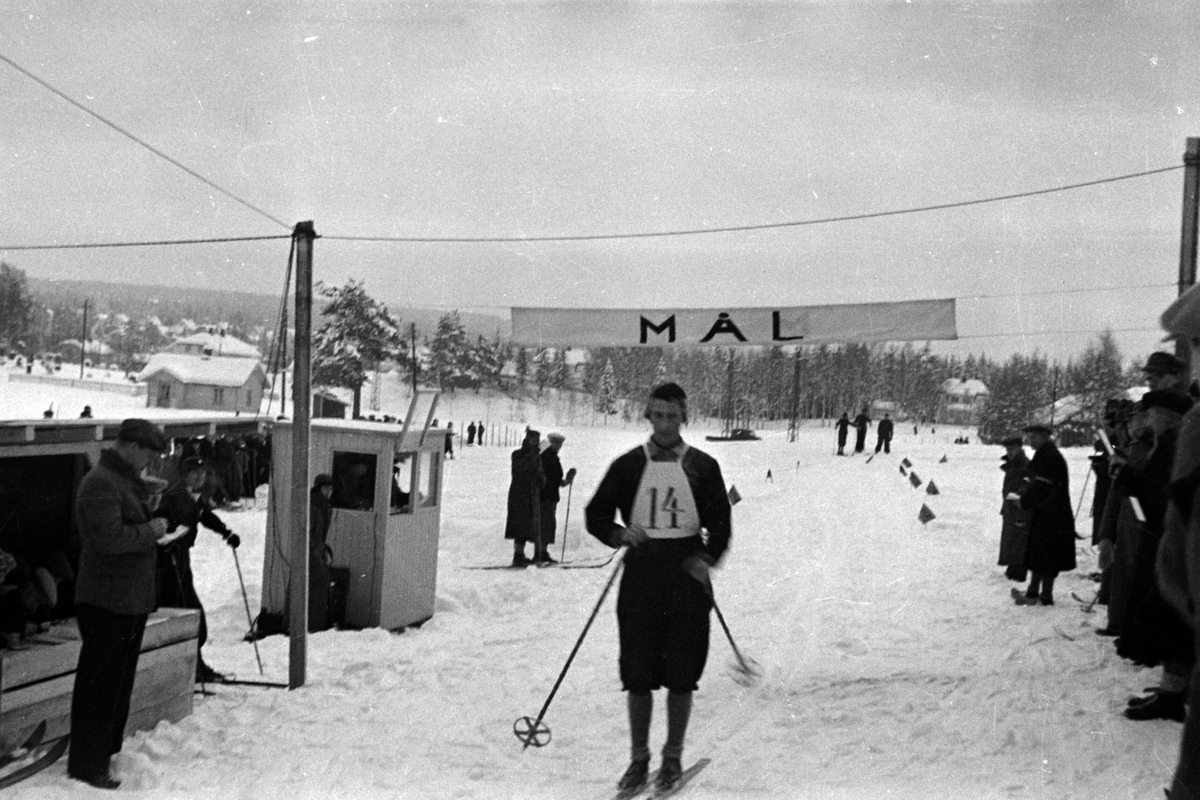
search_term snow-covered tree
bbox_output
[0,263,35,351]
[312,279,404,418]
[425,311,470,390]
[597,358,617,416]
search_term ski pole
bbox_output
[514,546,628,750]
[712,596,762,687]
[231,547,265,675]
[558,481,573,563]
[1073,466,1092,521]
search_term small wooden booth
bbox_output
[261,412,446,631]
[0,415,263,748]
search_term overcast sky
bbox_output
[2,1,1198,363]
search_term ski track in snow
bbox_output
[0,373,1186,799]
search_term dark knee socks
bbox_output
[628,692,652,763]
[664,690,692,760]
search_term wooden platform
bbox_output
[0,608,200,748]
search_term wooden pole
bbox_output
[289,221,316,690]
[1177,137,1199,376]
[79,298,89,379]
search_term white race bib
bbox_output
[629,446,701,539]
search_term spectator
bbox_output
[445,422,455,460]
[80,405,93,419]
[504,429,544,566]
[308,474,335,633]
[853,406,871,454]
[477,421,486,447]
[467,421,477,446]
[998,435,1032,583]
[1010,423,1075,606]
[536,433,576,564]
[69,418,169,790]
[1113,390,1193,721]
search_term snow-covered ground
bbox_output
[0,369,1187,799]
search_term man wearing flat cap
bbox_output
[1141,351,1188,393]
[536,432,576,564]
[998,435,1032,583]
[1010,423,1075,606]
[69,419,170,789]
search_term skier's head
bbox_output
[645,382,688,424]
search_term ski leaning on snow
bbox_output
[611,758,711,800]
[0,721,46,770]
[0,733,68,790]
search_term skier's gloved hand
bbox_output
[223,532,241,549]
[618,524,649,548]
[565,467,577,485]
[681,553,712,595]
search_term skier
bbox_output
[834,413,850,456]
[536,432,576,564]
[153,457,241,682]
[852,406,871,454]
[874,413,894,454]
[585,383,731,795]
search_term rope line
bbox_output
[0,235,292,251]
[319,166,1183,243]
[0,52,292,232]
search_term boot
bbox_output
[617,759,650,793]
[657,756,683,792]
[1123,690,1186,722]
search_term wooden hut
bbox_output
[261,418,446,631]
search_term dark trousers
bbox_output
[68,604,148,778]
[158,547,207,648]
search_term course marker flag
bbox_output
[918,504,936,525]
[926,480,940,496]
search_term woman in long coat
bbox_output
[504,429,544,566]
[1013,425,1076,605]
[998,436,1033,581]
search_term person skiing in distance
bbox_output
[585,383,731,795]
[852,406,871,454]
[874,413,894,454]
[835,412,851,456]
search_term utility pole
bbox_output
[410,322,419,395]
[1178,137,1199,377]
[289,221,315,690]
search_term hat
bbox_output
[1141,351,1185,375]
[1000,436,1023,447]
[180,457,206,475]
[1139,389,1194,416]
[546,432,565,443]
[116,418,167,452]
[1022,423,1052,436]
[314,473,334,488]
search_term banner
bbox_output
[511,299,956,347]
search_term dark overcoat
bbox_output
[504,444,544,541]
[1018,440,1077,574]
[998,450,1033,569]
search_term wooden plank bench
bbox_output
[0,608,200,748]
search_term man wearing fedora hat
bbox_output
[1010,423,1076,606]
[69,419,170,789]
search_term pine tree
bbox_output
[425,311,470,391]
[311,280,404,418]
[0,263,35,352]
[597,358,617,416]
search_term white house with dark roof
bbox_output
[139,354,267,412]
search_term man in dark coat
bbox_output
[835,413,851,456]
[467,421,477,446]
[585,383,731,795]
[535,433,576,564]
[1011,423,1076,606]
[308,474,335,632]
[874,414,894,454]
[998,436,1033,582]
[505,429,544,566]
[853,407,871,454]
[69,418,169,790]
[154,457,240,682]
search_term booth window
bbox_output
[420,450,440,508]
[331,451,377,511]
[390,453,414,515]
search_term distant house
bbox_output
[164,329,260,360]
[940,378,989,425]
[139,354,267,412]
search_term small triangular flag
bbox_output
[728,485,742,505]
[765,469,773,482]
[909,471,923,489]
[926,480,940,495]
[918,504,936,524]
[899,465,907,476]
[939,454,948,463]
[901,458,913,468]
